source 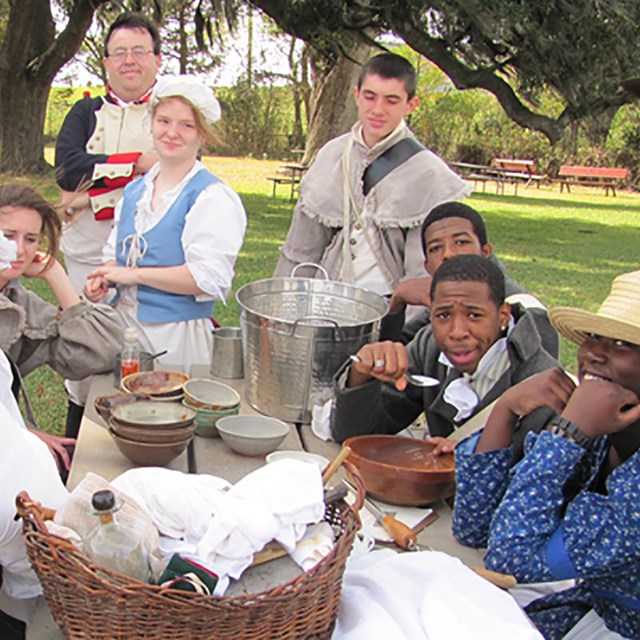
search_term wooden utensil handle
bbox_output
[381,514,417,550]
[322,446,351,485]
[471,567,517,589]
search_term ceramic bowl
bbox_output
[216,415,289,457]
[121,371,189,397]
[109,430,192,466]
[93,392,150,425]
[182,378,241,411]
[182,399,240,438]
[343,435,456,506]
[265,450,329,471]
[111,401,196,430]
[109,418,196,445]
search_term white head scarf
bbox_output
[148,75,221,125]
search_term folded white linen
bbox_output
[112,468,231,541]
[112,460,325,583]
[333,550,543,640]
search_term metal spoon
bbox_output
[349,355,440,387]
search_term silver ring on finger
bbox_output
[374,359,385,368]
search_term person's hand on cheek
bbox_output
[562,380,640,439]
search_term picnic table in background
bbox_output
[450,159,543,196]
[553,165,629,196]
[491,158,545,189]
[267,163,308,200]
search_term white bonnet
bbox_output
[149,75,221,124]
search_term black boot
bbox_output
[65,400,85,439]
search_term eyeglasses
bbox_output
[107,47,155,63]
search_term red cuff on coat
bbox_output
[102,152,142,188]
[88,187,116,221]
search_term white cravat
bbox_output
[439,319,513,423]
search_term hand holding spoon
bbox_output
[349,355,440,387]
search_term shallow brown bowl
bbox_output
[109,418,196,444]
[343,435,456,506]
[94,392,151,425]
[111,401,196,429]
[122,370,189,396]
[109,430,192,466]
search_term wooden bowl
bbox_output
[343,435,455,506]
[121,371,189,396]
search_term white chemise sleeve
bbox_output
[181,181,247,302]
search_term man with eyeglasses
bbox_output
[54,12,161,438]
[55,12,161,294]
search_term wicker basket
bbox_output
[17,466,364,639]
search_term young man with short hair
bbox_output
[382,201,559,357]
[330,255,557,453]
[453,269,640,639]
[274,53,471,296]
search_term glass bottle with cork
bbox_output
[121,327,140,379]
[84,489,150,581]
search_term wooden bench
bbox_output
[555,165,628,196]
[267,164,307,200]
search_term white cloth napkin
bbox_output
[0,231,16,270]
[333,550,543,640]
[312,397,335,441]
[112,461,325,583]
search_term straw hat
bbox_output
[621,77,640,98]
[549,270,640,346]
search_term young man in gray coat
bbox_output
[331,255,558,459]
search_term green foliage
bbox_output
[215,79,300,158]
[392,48,640,184]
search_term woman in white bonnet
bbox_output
[85,76,247,370]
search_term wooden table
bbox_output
[28,369,484,638]
[451,160,541,196]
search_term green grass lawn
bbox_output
[11,156,640,434]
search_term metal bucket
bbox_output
[210,327,244,379]
[236,265,388,423]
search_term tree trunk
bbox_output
[178,4,188,74]
[0,80,52,173]
[302,43,370,165]
[0,0,107,174]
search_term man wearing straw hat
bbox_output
[452,269,640,639]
